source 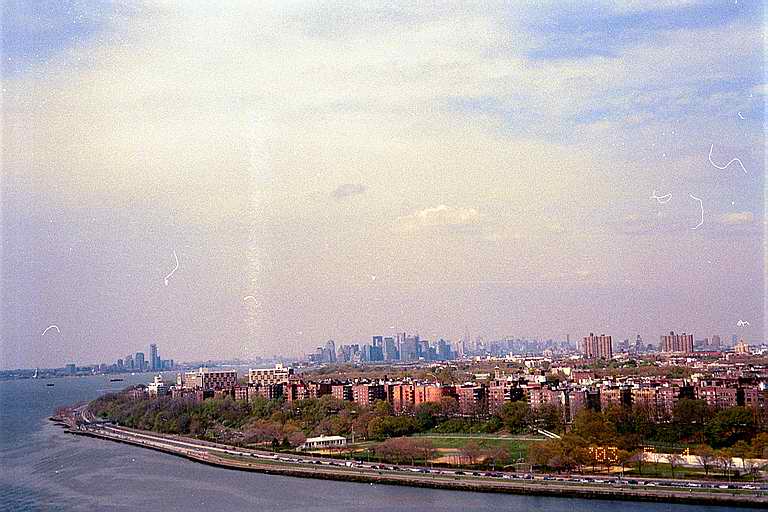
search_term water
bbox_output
[0,376,759,512]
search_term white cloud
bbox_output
[396,205,481,232]
[605,0,701,13]
[332,183,367,199]
[719,211,754,225]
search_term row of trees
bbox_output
[90,388,562,447]
[527,408,768,478]
[91,387,765,462]
[569,400,759,449]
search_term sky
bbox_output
[1,0,765,369]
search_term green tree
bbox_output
[499,401,531,433]
[672,399,709,442]
[534,403,565,433]
[749,432,768,459]
[572,409,616,444]
[705,407,756,448]
[367,416,417,440]
[373,400,394,417]
[414,402,441,431]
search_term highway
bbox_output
[67,405,768,506]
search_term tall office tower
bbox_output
[367,344,383,361]
[660,331,694,353]
[634,334,643,353]
[437,338,451,360]
[383,337,397,361]
[418,339,430,359]
[135,352,146,371]
[396,332,405,352]
[711,335,721,349]
[580,333,613,360]
[325,340,336,363]
[124,354,134,370]
[732,334,738,346]
[398,334,419,362]
[372,336,383,348]
[149,343,159,371]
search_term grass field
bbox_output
[624,462,756,482]
[411,434,534,458]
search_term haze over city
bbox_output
[2,1,765,369]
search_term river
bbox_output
[0,375,759,512]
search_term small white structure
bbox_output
[299,435,347,451]
[147,375,167,397]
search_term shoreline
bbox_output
[55,418,768,508]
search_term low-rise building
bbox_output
[147,375,167,397]
[299,435,347,451]
[178,367,239,391]
[248,363,293,386]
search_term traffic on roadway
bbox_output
[72,404,767,495]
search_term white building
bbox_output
[248,363,293,386]
[299,435,347,451]
[147,375,167,397]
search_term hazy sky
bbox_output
[1,1,765,369]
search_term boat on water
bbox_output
[45,383,55,387]
[109,378,124,382]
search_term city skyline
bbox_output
[7,325,757,372]
[2,1,764,369]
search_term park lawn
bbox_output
[623,462,754,481]
[411,435,531,457]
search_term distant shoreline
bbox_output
[54,418,768,508]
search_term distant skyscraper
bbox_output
[135,352,146,371]
[366,344,383,361]
[149,343,159,371]
[383,337,397,361]
[580,333,612,360]
[660,331,694,353]
[437,338,451,360]
[732,334,738,346]
[325,340,336,363]
[124,354,134,370]
[711,335,721,349]
[398,333,419,361]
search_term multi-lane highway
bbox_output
[67,405,768,507]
